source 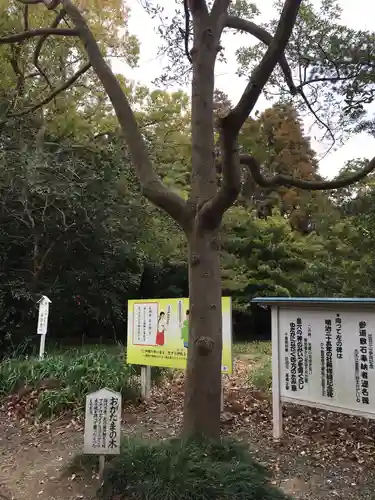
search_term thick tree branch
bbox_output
[241,154,375,191]
[223,0,301,136]
[200,3,301,225]
[225,15,297,96]
[199,127,242,228]
[183,0,192,63]
[187,0,209,16]
[0,28,79,44]
[6,62,91,119]
[61,0,191,230]
[211,0,230,22]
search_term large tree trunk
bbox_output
[184,228,223,438]
[182,6,223,439]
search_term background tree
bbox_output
[236,0,375,144]
[0,117,151,352]
[239,102,332,230]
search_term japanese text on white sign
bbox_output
[84,388,121,455]
[279,309,375,413]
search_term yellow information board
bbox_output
[126,297,232,374]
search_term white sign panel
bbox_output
[84,388,121,455]
[133,302,159,345]
[278,308,375,413]
[37,296,51,335]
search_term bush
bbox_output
[98,437,290,500]
[0,347,140,417]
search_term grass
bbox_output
[233,342,272,393]
[248,357,272,392]
[0,340,272,417]
[95,437,290,500]
[233,341,272,358]
[0,346,141,418]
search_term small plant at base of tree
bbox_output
[97,437,291,500]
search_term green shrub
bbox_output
[248,357,272,393]
[98,437,290,500]
[0,347,140,417]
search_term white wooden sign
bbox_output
[84,388,122,455]
[37,295,51,335]
[253,297,375,439]
[37,295,51,360]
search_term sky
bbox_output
[117,0,375,178]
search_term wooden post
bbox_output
[39,333,46,360]
[141,366,152,399]
[99,455,105,480]
[272,306,283,440]
[220,375,224,412]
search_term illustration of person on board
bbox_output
[156,311,166,346]
[181,309,189,348]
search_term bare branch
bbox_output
[16,0,43,4]
[223,0,301,136]
[23,5,29,30]
[241,154,375,191]
[61,0,191,230]
[183,0,192,64]
[17,0,60,8]
[8,44,25,96]
[33,9,67,89]
[0,28,79,44]
[225,15,297,96]
[6,62,91,119]
[297,86,336,151]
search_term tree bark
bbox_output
[184,228,222,438]
[183,5,223,438]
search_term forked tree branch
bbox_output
[201,1,301,225]
[241,154,375,190]
[60,0,191,230]
[0,28,79,44]
[183,0,192,63]
[223,0,301,135]
[187,0,209,16]
[224,16,297,96]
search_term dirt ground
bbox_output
[1,359,375,500]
